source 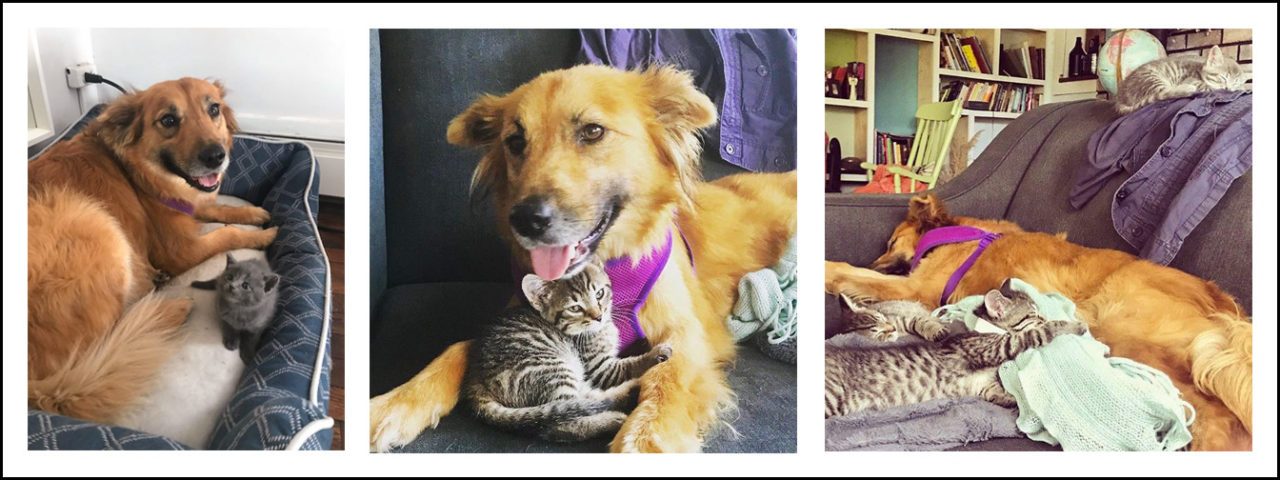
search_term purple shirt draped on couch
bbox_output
[579,29,797,173]
[1070,90,1252,266]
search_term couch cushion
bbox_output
[373,282,795,452]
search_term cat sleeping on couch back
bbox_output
[1114,45,1248,114]
[464,263,674,442]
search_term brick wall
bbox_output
[1163,29,1252,83]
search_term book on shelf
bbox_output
[999,42,1045,80]
[940,79,1042,114]
[941,32,992,74]
[874,131,914,167]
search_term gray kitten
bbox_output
[464,263,673,442]
[1114,45,1248,114]
[191,253,279,364]
[825,281,1087,418]
[837,296,948,343]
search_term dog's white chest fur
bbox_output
[114,196,263,449]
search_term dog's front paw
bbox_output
[223,335,240,351]
[245,206,272,226]
[253,226,279,249]
[370,390,446,453]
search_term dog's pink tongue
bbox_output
[530,245,573,280]
[197,173,219,188]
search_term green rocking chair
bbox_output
[861,100,963,193]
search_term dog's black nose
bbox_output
[198,144,227,169]
[510,195,554,238]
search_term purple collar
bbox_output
[159,196,195,216]
[911,225,1002,306]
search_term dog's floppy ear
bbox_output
[212,80,240,135]
[643,65,717,209]
[906,193,954,232]
[447,94,504,147]
[93,93,144,153]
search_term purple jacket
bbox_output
[579,29,797,173]
[1070,90,1252,265]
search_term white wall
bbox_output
[29,28,345,196]
[29,28,98,154]
[89,28,345,141]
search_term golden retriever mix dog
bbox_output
[370,65,797,452]
[826,194,1252,451]
[28,78,277,423]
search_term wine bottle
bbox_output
[1069,36,1086,78]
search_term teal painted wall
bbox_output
[874,37,919,136]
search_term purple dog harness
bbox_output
[607,227,697,357]
[516,227,693,357]
[911,225,1002,306]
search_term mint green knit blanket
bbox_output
[935,279,1196,451]
[726,235,797,345]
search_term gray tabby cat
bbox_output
[191,253,280,364]
[837,296,948,343]
[1114,45,1248,114]
[464,263,674,442]
[825,281,1086,418]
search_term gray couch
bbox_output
[371,29,795,453]
[825,99,1252,450]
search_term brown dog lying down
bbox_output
[826,194,1252,451]
[28,78,276,423]
[370,65,797,452]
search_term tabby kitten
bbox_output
[825,282,1086,418]
[464,263,673,442]
[191,253,279,364]
[1114,45,1248,114]
[837,295,948,343]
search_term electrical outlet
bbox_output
[65,62,95,89]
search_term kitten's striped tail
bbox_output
[472,396,611,438]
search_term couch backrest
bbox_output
[377,29,583,288]
[995,100,1252,313]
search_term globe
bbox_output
[1097,29,1167,95]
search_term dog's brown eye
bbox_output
[208,103,221,118]
[580,123,605,143]
[505,133,526,155]
[159,114,179,128]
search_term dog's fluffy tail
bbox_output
[28,294,189,423]
[1190,314,1252,432]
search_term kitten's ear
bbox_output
[521,274,549,311]
[1205,45,1225,66]
[983,290,1014,318]
[225,253,236,265]
[264,274,279,292]
[998,278,1016,297]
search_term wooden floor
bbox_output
[318,196,344,451]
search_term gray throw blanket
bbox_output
[825,330,1022,451]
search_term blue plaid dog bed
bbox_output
[27,106,334,450]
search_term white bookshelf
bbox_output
[827,28,1081,185]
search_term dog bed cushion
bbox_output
[27,106,333,450]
